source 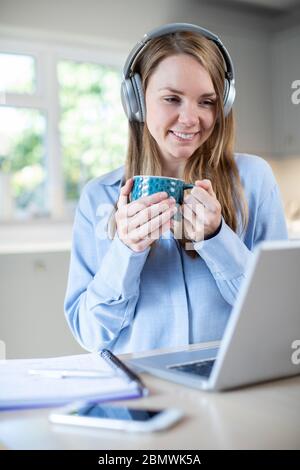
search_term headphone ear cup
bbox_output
[121,78,136,121]
[131,73,146,122]
[223,79,229,116]
[120,74,145,122]
[223,79,235,117]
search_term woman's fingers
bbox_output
[182,197,205,225]
[195,179,215,197]
[116,186,176,251]
[128,198,176,231]
[182,181,222,242]
[122,211,175,253]
[191,180,218,211]
[130,205,177,242]
[183,216,196,241]
[123,191,169,218]
[117,178,134,209]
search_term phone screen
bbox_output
[72,404,162,422]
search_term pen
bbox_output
[100,349,148,397]
[28,369,114,379]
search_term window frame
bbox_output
[0,33,127,222]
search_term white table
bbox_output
[0,343,299,450]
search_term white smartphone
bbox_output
[49,401,184,432]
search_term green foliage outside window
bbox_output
[58,60,128,201]
[0,107,46,215]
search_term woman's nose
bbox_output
[177,103,199,127]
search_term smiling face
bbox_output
[145,54,217,177]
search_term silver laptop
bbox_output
[128,240,300,391]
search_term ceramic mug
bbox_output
[130,175,194,205]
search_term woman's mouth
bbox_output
[169,130,200,142]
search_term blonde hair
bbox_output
[110,31,248,257]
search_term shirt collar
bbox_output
[99,166,125,186]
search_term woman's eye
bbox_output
[164,97,180,103]
[200,100,216,107]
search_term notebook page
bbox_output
[0,353,139,409]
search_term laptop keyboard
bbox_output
[168,359,215,378]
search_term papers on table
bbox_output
[0,353,141,410]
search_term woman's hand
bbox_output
[181,179,222,243]
[115,178,177,252]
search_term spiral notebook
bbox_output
[0,353,143,410]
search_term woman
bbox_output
[64,24,288,354]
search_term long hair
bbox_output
[109,31,248,258]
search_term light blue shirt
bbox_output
[64,154,288,354]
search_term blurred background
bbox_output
[0,0,299,358]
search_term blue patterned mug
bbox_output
[131,175,194,204]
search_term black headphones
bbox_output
[121,23,236,123]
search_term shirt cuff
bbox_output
[97,233,150,297]
[194,218,251,279]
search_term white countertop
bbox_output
[0,342,299,450]
[0,221,72,253]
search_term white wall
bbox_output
[0,0,276,41]
[271,24,300,158]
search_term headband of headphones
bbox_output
[121,22,236,122]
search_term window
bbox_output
[0,52,47,219]
[0,41,128,221]
[0,107,46,218]
[58,60,127,203]
[0,53,36,94]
